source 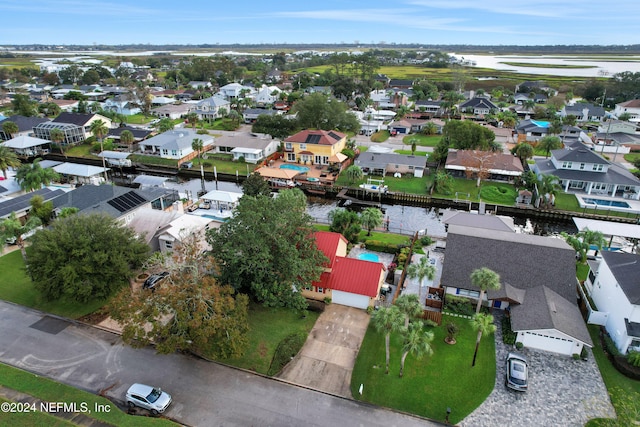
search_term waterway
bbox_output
[165,178,577,237]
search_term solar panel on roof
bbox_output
[107,191,147,213]
[306,134,321,144]
[328,132,340,140]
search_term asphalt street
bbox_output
[0,301,437,427]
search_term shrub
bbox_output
[202,161,213,168]
[323,297,332,305]
[267,332,307,376]
[515,342,523,350]
[362,240,404,254]
[419,235,433,246]
[366,306,375,315]
[580,346,589,360]
[396,246,411,266]
[572,353,580,360]
[501,316,517,345]
[602,329,622,357]
[627,351,640,367]
[443,294,475,316]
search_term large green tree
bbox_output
[119,130,135,150]
[293,92,361,133]
[26,213,149,303]
[29,195,53,226]
[471,313,496,367]
[469,267,501,314]
[110,237,249,356]
[440,120,497,152]
[371,305,404,374]
[0,212,41,261]
[206,188,327,310]
[242,172,271,197]
[328,208,361,243]
[15,159,60,192]
[0,145,21,179]
[2,121,19,139]
[10,94,37,117]
[538,135,562,158]
[251,114,298,140]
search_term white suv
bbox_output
[126,383,172,415]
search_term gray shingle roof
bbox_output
[511,285,593,346]
[52,112,97,126]
[460,97,498,110]
[441,211,514,232]
[0,188,65,219]
[0,115,50,133]
[600,251,640,304]
[552,146,609,165]
[535,158,640,187]
[440,225,577,302]
[355,152,426,169]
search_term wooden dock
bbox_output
[336,188,383,208]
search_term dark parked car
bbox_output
[143,272,169,290]
[505,352,528,391]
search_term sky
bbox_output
[1,0,639,47]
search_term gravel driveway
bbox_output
[461,312,615,427]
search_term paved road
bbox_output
[0,301,437,427]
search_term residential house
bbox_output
[188,81,212,90]
[51,162,110,186]
[445,149,524,183]
[152,103,193,120]
[355,152,426,178]
[614,99,640,122]
[514,93,547,104]
[561,102,606,123]
[151,96,176,106]
[253,85,281,105]
[33,112,112,144]
[283,129,348,167]
[440,224,592,356]
[388,119,412,135]
[212,132,279,163]
[265,69,282,83]
[459,97,499,116]
[51,184,178,225]
[414,100,443,116]
[388,79,414,89]
[515,81,557,96]
[51,99,79,112]
[107,126,151,146]
[440,211,515,233]
[156,212,216,253]
[103,95,141,116]
[513,119,587,143]
[1,135,51,157]
[217,83,254,100]
[0,188,65,220]
[194,96,231,121]
[139,129,214,163]
[0,115,50,140]
[242,108,279,124]
[584,251,640,354]
[302,231,386,309]
[532,142,640,200]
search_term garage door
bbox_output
[520,331,576,356]
[332,291,370,309]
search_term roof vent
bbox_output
[549,301,557,313]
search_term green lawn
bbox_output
[351,317,495,424]
[65,143,96,158]
[585,325,640,426]
[0,251,106,319]
[0,363,175,426]
[623,152,640,164]
[0,397,75,427]
[210,303,319,375]
[371,130,390,142]
[433,178,517,206]
[394,150,429,157]
[121,114,155,125]
[402,134,441,147]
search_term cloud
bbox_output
[0,0,159,16]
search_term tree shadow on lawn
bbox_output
[351,318,495,424]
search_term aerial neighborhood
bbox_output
[2,45,640,426]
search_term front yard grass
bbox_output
[370,130,390,142]
[351,317,495,424]
[585,325,640,426]
[210,303,319,375]
[402,134,441,147]
[0,251,108,319]
[0,363,175,426]
[623,152,640,164]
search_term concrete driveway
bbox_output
[277,304,370,397]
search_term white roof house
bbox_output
[52,162,109,185]
[139,129,214,161]
[1,135,50,156]
[157,213,217,253]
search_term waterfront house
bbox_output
[0,115,50,141]
[445,149,523,183]
[283,129,348,167]
[302,231,385,309]
[355,152,426,177]
[194,96,231,121]
[212,132,278,164]
[440,225,592,356]
[34,112,112,145]
[139,129,214,163]
[614,99,640,122]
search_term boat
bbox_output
[359,178,388,193]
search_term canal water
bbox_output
[165,178,577,237]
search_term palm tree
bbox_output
[470,267,501,314]
[395,294,423,329]
[191,138,204,162]
[0,211,41,261]
[406,256,436,304]
[562,228,606,263]
[119,130,135,152]
[471,313,496,367]
[537,135,562,158]
[514,143,534,166]
[360,207,383,236]
[15,159,60,192]
[2,121,19,139]
[90,119,109,181]
[345,165,363,184]
[371,305,403,374]
[49,128,66,157]
[399,321,434,377]
[423,122,438,136]
[0,145,21,179]
[186,112,198,130]
[548,119,563,137]
[537,174,561,208]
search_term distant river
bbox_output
[451,53,640,78]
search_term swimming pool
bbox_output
[582,198,631,208]
[280,164,310,173]
[530,120,550,128]
[358,253,380,262]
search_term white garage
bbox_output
[331,290,370,309]
[516,330,582,356]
